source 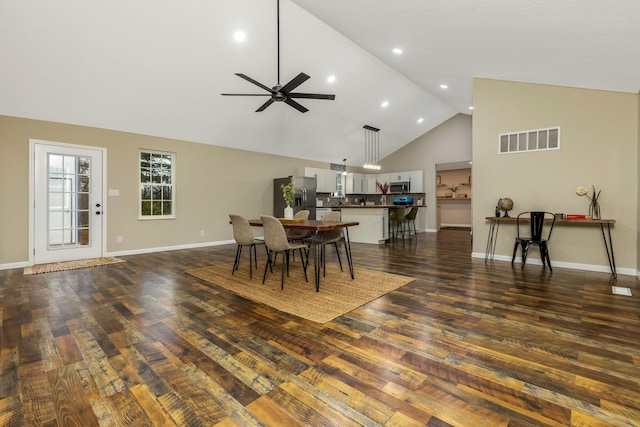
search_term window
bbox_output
[499,126,560,154]
[139,150,175,218]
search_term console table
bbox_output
[485,216,617,279]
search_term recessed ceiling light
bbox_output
[417,118,424,124]
[440,84,448,89]
[381,101,389,108]
[233,31,246,42]
[393,48,403,55]
[469,106,474,110]
[327,75,336,84]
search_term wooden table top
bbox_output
[486,216,615,224]
[248,219,360,231]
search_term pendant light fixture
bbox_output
[342,158,348,176]
[363,125,381,170]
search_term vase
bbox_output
[589,200,600,219]
[284,205,293,220]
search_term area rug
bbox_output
[24,257,125,275]
[185,262,415,323]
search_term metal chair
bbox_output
[261,215,308,289]
[229,214,266,279]
[304,211,351,278]
[389,207,406,241]
[512,211,556,270]
[403,206,419,237]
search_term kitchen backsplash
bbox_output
[316,192,425,207]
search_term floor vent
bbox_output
[612,286,632,296]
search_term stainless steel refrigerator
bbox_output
[274,176,317,220]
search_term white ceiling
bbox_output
[1,0,639,167]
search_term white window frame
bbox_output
[139,149,176,220]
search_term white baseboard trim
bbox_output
[106,240,235,257]
[471,252,634,276]
[1,240,237,271]
[0,261,30,271]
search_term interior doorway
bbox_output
[436,161,472,231]
[31,140,106,265]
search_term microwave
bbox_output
[390,181,410,193]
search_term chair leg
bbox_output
[511,241,519,265]
[333,242,343,272]
[248,245,252,279]
[298,248,308,282]
[262,249,273,284]
[521,243,529,268]
[540,244,553,271]
[280,251,286,290]
[232,245,242,274]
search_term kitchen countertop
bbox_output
[319,205,426,209]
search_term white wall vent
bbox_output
[499,127,560,154]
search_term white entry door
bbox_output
[33,142,104,264]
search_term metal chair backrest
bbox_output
[516,211,556,241]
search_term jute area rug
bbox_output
[185,262,415,323]
[24,257,125,275]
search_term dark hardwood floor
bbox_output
[2,229,640,426]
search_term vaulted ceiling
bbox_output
[1,1,639,167]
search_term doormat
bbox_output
[24,257,125,275]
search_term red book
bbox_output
[565,214,587,219]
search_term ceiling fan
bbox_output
[221,0,335,113]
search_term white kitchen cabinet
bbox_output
[409,170,423,192]
[364,174,378,194]
[390,172,410,182]
[305,167,339,193]
[346,172,364,194]
[340,208,389,244]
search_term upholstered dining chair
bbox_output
[303,210,351,278]
[260,215,308,289]
[286,209,310,244]
[229,214,266,279]
[403,206,419,237]
[511,211,556,270]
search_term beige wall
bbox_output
[381,114,472,231]
[0,115,328,266]
[472,79,639,272]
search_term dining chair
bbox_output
[303,211,351,278]
[260,215,308,289]
[511,211,556,270]
[389,207,406,241]
[229,214,266,279]
[403,206,419,237]
[286,209,311,245]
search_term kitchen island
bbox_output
[327,205,426,244]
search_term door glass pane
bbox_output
[47,153,91,248]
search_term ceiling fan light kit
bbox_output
[221,0,335,113]
[363,125,381,170]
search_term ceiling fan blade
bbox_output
[288,92,336,100]
[280,72,310,94]
[256,99,275,112]
[284,98,309,113]
[221,93,272,96]
[235,73,274,93]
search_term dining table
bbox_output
[247,218,359,291]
